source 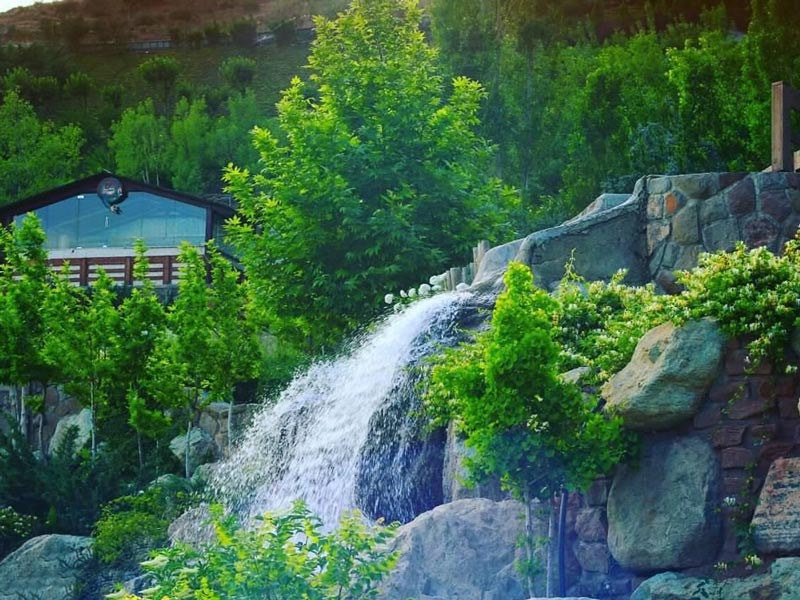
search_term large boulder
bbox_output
[377,498,544,600]
[607,436,722,572]
[169,426,218,474]
[0,534,92,600]
[602,319,724,430]
[752,457,800,554]
[631,557,800,599]
[48,408,92,456]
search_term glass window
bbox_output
[17,191,207,249]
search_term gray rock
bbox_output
[631,557,800,599]
[169,427,218,474]
[702,217,739,252]
[607,436,722,572]
[0,534,92,600]
[168,504,216,548]
[471,238,524,291]
[48,408,92,456]
[516,196,647,292]
[752,457,800,554]
[671,202,700,244]
[564,193,631,225]
[672,173,718,200]
[698,194,729,224]
[602,319,724,430]
[442,423,504,503]
[377,498,545,600]
[647,176,672,194]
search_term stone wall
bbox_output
[562,332,800,599]
[644,171,800,292]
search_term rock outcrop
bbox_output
[602,319,724,430]
[607,436,722,572]
[0,534,92,600]
[169,427,218,474]
[377,498,544,600]
[752,457,800,555]
[631,557,800,599]
[48,407,92,456]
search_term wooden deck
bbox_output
[46,248,192,286]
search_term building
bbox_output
[0,172,236,286]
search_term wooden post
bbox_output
[163,255,173,285]
[772,81,800,172]
[79,258,89,287]
[124,256,134,286]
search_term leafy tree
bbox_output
[63,71,93,114]
[109,99,168,186]
[0,216,51,438]
[118,241,168,469]
[167,97,214,193]
[225,0,518,347]
[208,90,263,176]
[0,91,83,205]
[122,501,398,600]
[220,56,257,92]
[42,270,120,458]
[137,56,180,115]
[425,262,632,595]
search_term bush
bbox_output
[122,501,398,600]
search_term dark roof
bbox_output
[0,172,236,223]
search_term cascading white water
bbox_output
[211,292,469,527]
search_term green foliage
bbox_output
[93,478,195,565]
[130,501,398,600]
[425,262,632,501]
[137,56,180,115]
[675,241,800,369]
[220,56,257,92]
[109,99,169,186]
[0,91,83,205]
[225,0,519,347]
[0,505,38,559]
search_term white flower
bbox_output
[384,293,394,305]
[400,289,408,298]
[408,287,417,298]
[722,496,737,507]
[456,282,470,292]
[432,284,442,292]
[419,283,431,296]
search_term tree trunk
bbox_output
[19,385,28,440]
[558,490,569,596]
[523,491,536,599]
[137,431,144,471]
[227,396,234,457]
[89,381,96,458]
[546,496,557,597]
[185,418,192,479]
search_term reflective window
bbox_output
[16,192,207,249]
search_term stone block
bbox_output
[750,424,779,444]
[712,425,747,448]
[575,541,611,574]
[778,397,800,419]
[726,397,768,420]
[575,507,607,543]
[708,376,746,402]
[761,189,792,221]
[647,221,671,254]
[585,478,610,507]
[693,404,722,429]
[719,172,748,189]
[743,215,780,250]
[752,458,800,554]
[648,176,672,194]
[727,178,755,215]
[673,173,718,200]
[672,202,700,244]
[723,476,748,497]
[646,195,663,219]
[787,172,800,189]
[607,436,722,572]
[660,242,681,269]
[721,446,753,469]
[790,189,800,212]
[673,244,703,271]
[702,218,739,253]
[664,191,685,216]
[759,442,794,465]
[755,171,788,191]
[655,268,681,295]
[698,195,728,224]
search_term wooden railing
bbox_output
[772,81,800,172]
[47,252,183,287]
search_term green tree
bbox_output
[63,71,93,114]
[137,56,180,115]
[425,262,631,595]
[225,0,518,347]
[208,90,262,176]
[118,241,169,469]
[109,99,168,186]
[0,91,83,205]
[167,97,214,193]
[0,216,51,439]
[220,56,257,92]
[42,270,120,459]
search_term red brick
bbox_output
[727,398,769,420]
[750,424,779,444]
[713,425,747,448]
[778,398,800,419]
[722,446,754,469]
[759,442,794,464]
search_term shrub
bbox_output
[122,501,398,600]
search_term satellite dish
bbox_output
[97,176,127,213]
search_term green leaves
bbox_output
[132,500,398,600]
[225,0,517,348]
[425,262,632,502]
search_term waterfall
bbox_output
[211,292,474,527]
